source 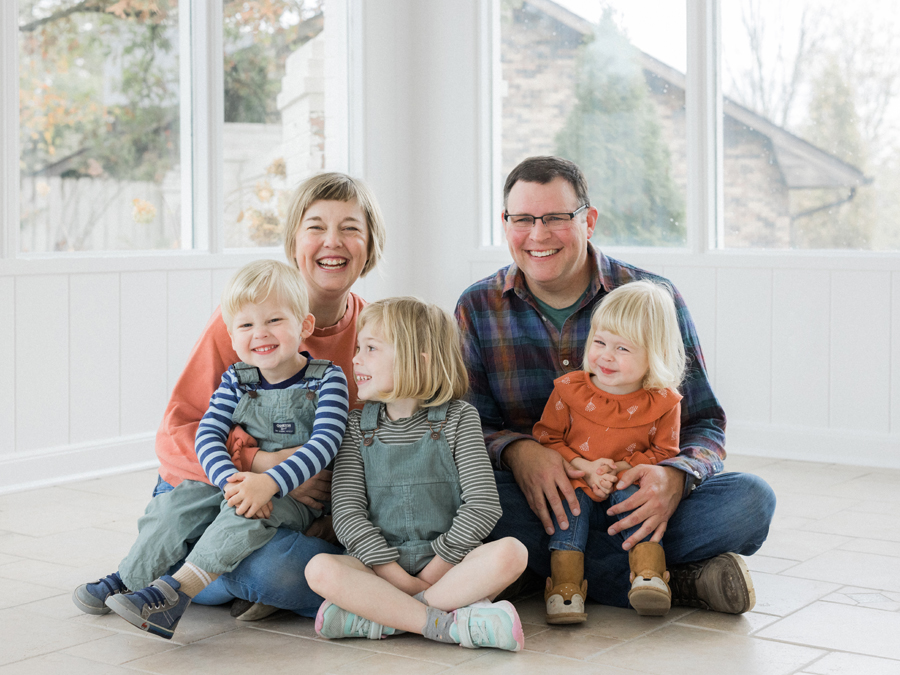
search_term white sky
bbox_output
[553,0,687,72]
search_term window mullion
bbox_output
[1,3,19,260]
[190,0,224,253]
[686,0,722,252]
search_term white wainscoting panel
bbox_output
[15,275,69,451]
[121,271,168,436]
[771,269,830,428]
[0,277,14,454]
[716,267,772,424]
[892,271,900,436]
[69,273,121,444]
[830,271,891,433]
[166,270,213,392]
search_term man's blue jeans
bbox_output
[491,470,775,608]
[152,477,341,617]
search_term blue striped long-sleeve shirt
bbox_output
[195,357,349,497]
[455,243,726,499]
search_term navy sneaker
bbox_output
[105,575,191,640]
[72,572,126,615]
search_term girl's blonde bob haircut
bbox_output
[357,297,468,407]
[283,172,386,277]
[584,280,686,392]
[221,259,309,330]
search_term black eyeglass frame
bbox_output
[503,203,590,227]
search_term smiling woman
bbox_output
[124,171,388,620]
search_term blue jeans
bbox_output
[151,477,342,617]
[549,486,646,552]
[491,470,775,608]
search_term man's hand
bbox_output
[606,464,684,551]
[288,470,332,510]
[225,472,280,518]
[505,439,585,535]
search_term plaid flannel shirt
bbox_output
[455,243,726,498]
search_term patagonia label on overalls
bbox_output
[273,422,295,434]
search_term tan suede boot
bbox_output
[545,550,588,624]
[628,542,671,616]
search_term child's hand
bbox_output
[572,457,617,498]
[417,556,454,586]
[373,562,431,596]
[225,472,280,518]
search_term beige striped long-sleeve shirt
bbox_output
[332,399,502,568]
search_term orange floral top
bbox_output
[533,371,683,501]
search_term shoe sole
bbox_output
[628,586,671,616]
[234,602,279,622]
[72,587,112,615]
[493,600,525,652]
[709,553,755,614]
[546,612,587,624]
[314,600,332,638]
[105,595,175,640]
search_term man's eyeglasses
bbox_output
[503,204,589,230]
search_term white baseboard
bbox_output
[0,433,159,495]
[727,421,900,469]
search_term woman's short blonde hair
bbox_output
[583,280,686,391]
[283,172,386,277]
[221,259,309,330]
[357,297,468,407]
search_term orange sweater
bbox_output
[533,371,682,501]
[155,293,365,487]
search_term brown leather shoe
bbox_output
[670,553,756,614]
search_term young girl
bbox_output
[305,297,528,652]
[534,280,686,623]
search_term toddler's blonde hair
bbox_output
[357,297,468,407]
[583,280,686,391]
[221,259,309,330]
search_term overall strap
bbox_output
[427,401,451,423]
[233,362,261,386]
[360,401,382,432]
[304,358,332,381]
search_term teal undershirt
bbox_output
[533,289,589,331]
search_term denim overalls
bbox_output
[118,360,332,590]
[359,401,462,575]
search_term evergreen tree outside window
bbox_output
[498,1,687,248]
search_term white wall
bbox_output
[2,0,898,493]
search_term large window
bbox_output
[222,1,326,248]
[498,0,688,248]
[722,0,900,250]
[18,0,183,252]
[12,0,338,255]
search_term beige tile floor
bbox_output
[1,454,899,674]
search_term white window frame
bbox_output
[0,0,354,269]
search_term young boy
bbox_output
[72,259,349,639]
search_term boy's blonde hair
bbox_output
[221,259,310,330]
[357,297,468,407]
[283,172,386,278]
[584,280,686,391]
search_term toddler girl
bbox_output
[305,297,528,652]
[534,280,686,623]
